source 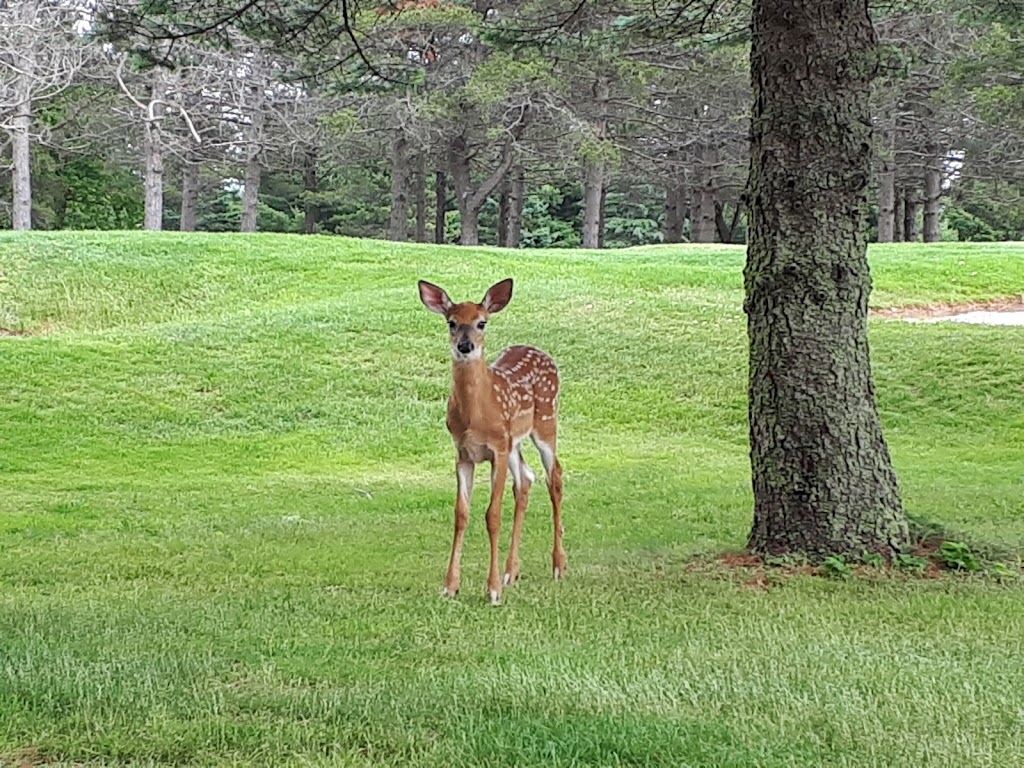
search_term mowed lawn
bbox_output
[1,232,1023,767]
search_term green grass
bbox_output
[1,232,1023,766]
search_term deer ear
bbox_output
[419,280,453,315]
[482,278,513,314]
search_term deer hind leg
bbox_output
[485,451,510,605]
[531,431,566,580]
[503,443,535,587]
[443,458,474,597]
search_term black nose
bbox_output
[457,340,473,354]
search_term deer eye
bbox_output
[477,321,486,330]
[448,320,456,331]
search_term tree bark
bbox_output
[414,155,427,243]
[923,152,942,243]
[497,177,510,247]
[388,134,410,241]
[449,119,527,247]
[893,188,905,242]
[143,72,166,231]
[876,127,896,243]
[715,201,744,244]
[505,164,525,249]
[434,170,447,244]
[690,149,717,243]
[240,74,265,234]
[11,88,33,231]
[877,167,895,243]
[303,151,318,234]
[663,180,685,243]
[180,160,200,232]
[903,190,919,242]
[582,161,604,248]
[744,0,908,559]
[10,0,38,231]
[582,75,610,249]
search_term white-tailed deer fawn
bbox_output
[418,278,565,606]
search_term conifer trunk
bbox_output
[745,0,909,559]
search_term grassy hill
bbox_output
[1,232,1023,766]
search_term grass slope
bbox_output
[1,232,1023,766]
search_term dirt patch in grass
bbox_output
[689,533,1018,587]
[871,296,1024,320]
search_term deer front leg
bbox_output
[485,452,509,605]
[443,459,474,597]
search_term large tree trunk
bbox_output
[303,151,318,234]
[388,134,410,241]
[923,152,942,243]
[179,160,200,232]
[143,72,166,231]
[414,156,427,243]
[744,0,908,559]
[894,187,905,241]
[903,190,919,242]
[434,170,447,244]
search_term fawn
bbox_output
[418,278,566,606]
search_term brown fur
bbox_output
[418,278,566,604]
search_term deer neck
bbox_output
[451,356,494,422]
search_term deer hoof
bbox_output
[488,590,502,606]
[553,567,562,580]
[441,586,458,598]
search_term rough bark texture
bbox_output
[923,152,942,243]
[179,161,200,232]
[903,190,919,241]
[744,0,908,559]
[894,188,905,241]
[434,170,447,244]
[143,73,166,231]
[388,134,410,241]
[303,151,318,234]
[414,156,427,243]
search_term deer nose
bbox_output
[457,339,474,354]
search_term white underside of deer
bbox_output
[419,278,566,606]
